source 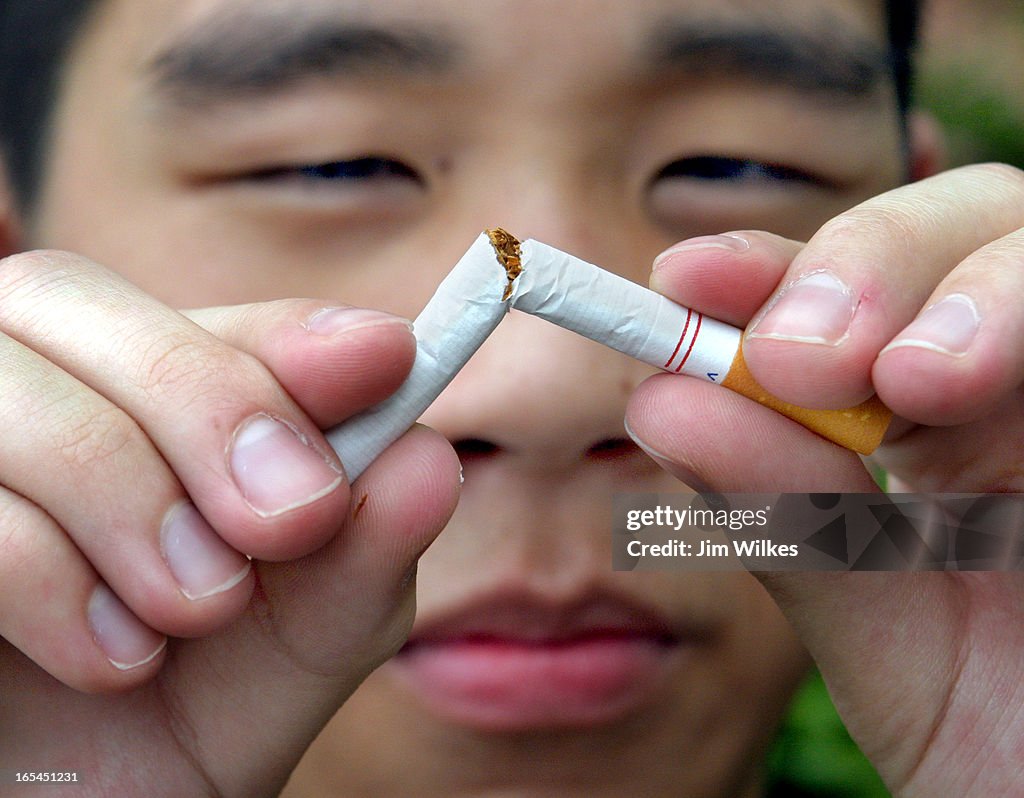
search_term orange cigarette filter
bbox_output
[721,348,891,455]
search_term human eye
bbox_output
[245,156,423,190]
[654,156,826,187]
[211,154,429,223]
[645,153,848,237]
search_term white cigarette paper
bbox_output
[327,230,890,479]
[326,233,508,479]
[513,240,740,381]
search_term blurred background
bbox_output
[919,0,1024,168]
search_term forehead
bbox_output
[82,0,888,96]
[150,0,886,42]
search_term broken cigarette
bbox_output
[326,229,891,479]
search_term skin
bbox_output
[0,0,1022,796]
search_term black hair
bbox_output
[0,0,102,215]
[885,0,922,118]
[0,0,922,218]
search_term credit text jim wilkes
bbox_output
[623,505,800,559]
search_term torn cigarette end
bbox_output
[487,227,523,301]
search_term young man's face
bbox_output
[20,0,906,794]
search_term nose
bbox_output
[421,310,652,472]
[419,196,666,484]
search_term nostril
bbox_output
[585,437,639,461]
[452,438,502,463]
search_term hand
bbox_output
[625,163,1024,796]
[0,250,461,795]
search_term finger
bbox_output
[750,570,969,796]
[0,484,166,692]
[0,251,358,561]
[743,163,1024,408]
[154,425,461,793]
[0,330,253,637]
[625,372,879,492]
[185,300,416,429]
[257,424,463,672]
[650,231,804,326]
[874,227,1024,426]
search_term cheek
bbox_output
[33,179,454,312]
[653,571,810,705]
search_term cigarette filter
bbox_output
[327,230,892,479]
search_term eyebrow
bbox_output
[644,19,891,102]
[146,9,458,107]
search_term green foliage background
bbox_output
[767,670,891,797]
[920,68,1024,169]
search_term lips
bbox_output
[387,590,701,731]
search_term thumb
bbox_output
[624,372,1005,795]
[625,372,879,493]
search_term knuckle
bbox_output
[129,330,267,409]
[816,208,891,242]
[812,162,1024,257]
[133,332,222,395]
[810,208,909,262]
[0,249,90,301]
[55,402,142,471]
[0,499,46,574]
[965,161,1024,192]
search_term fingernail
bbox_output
[161,501,251,600]
[882,293,980,357]
[624,418,717,494]
[653,234,750,271]
[623,417,672,461]
[748,270,855,345]
[229,414,344,517]
[88,584,167,670]
[305,307,413,336]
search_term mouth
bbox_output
[387,591,703,731]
